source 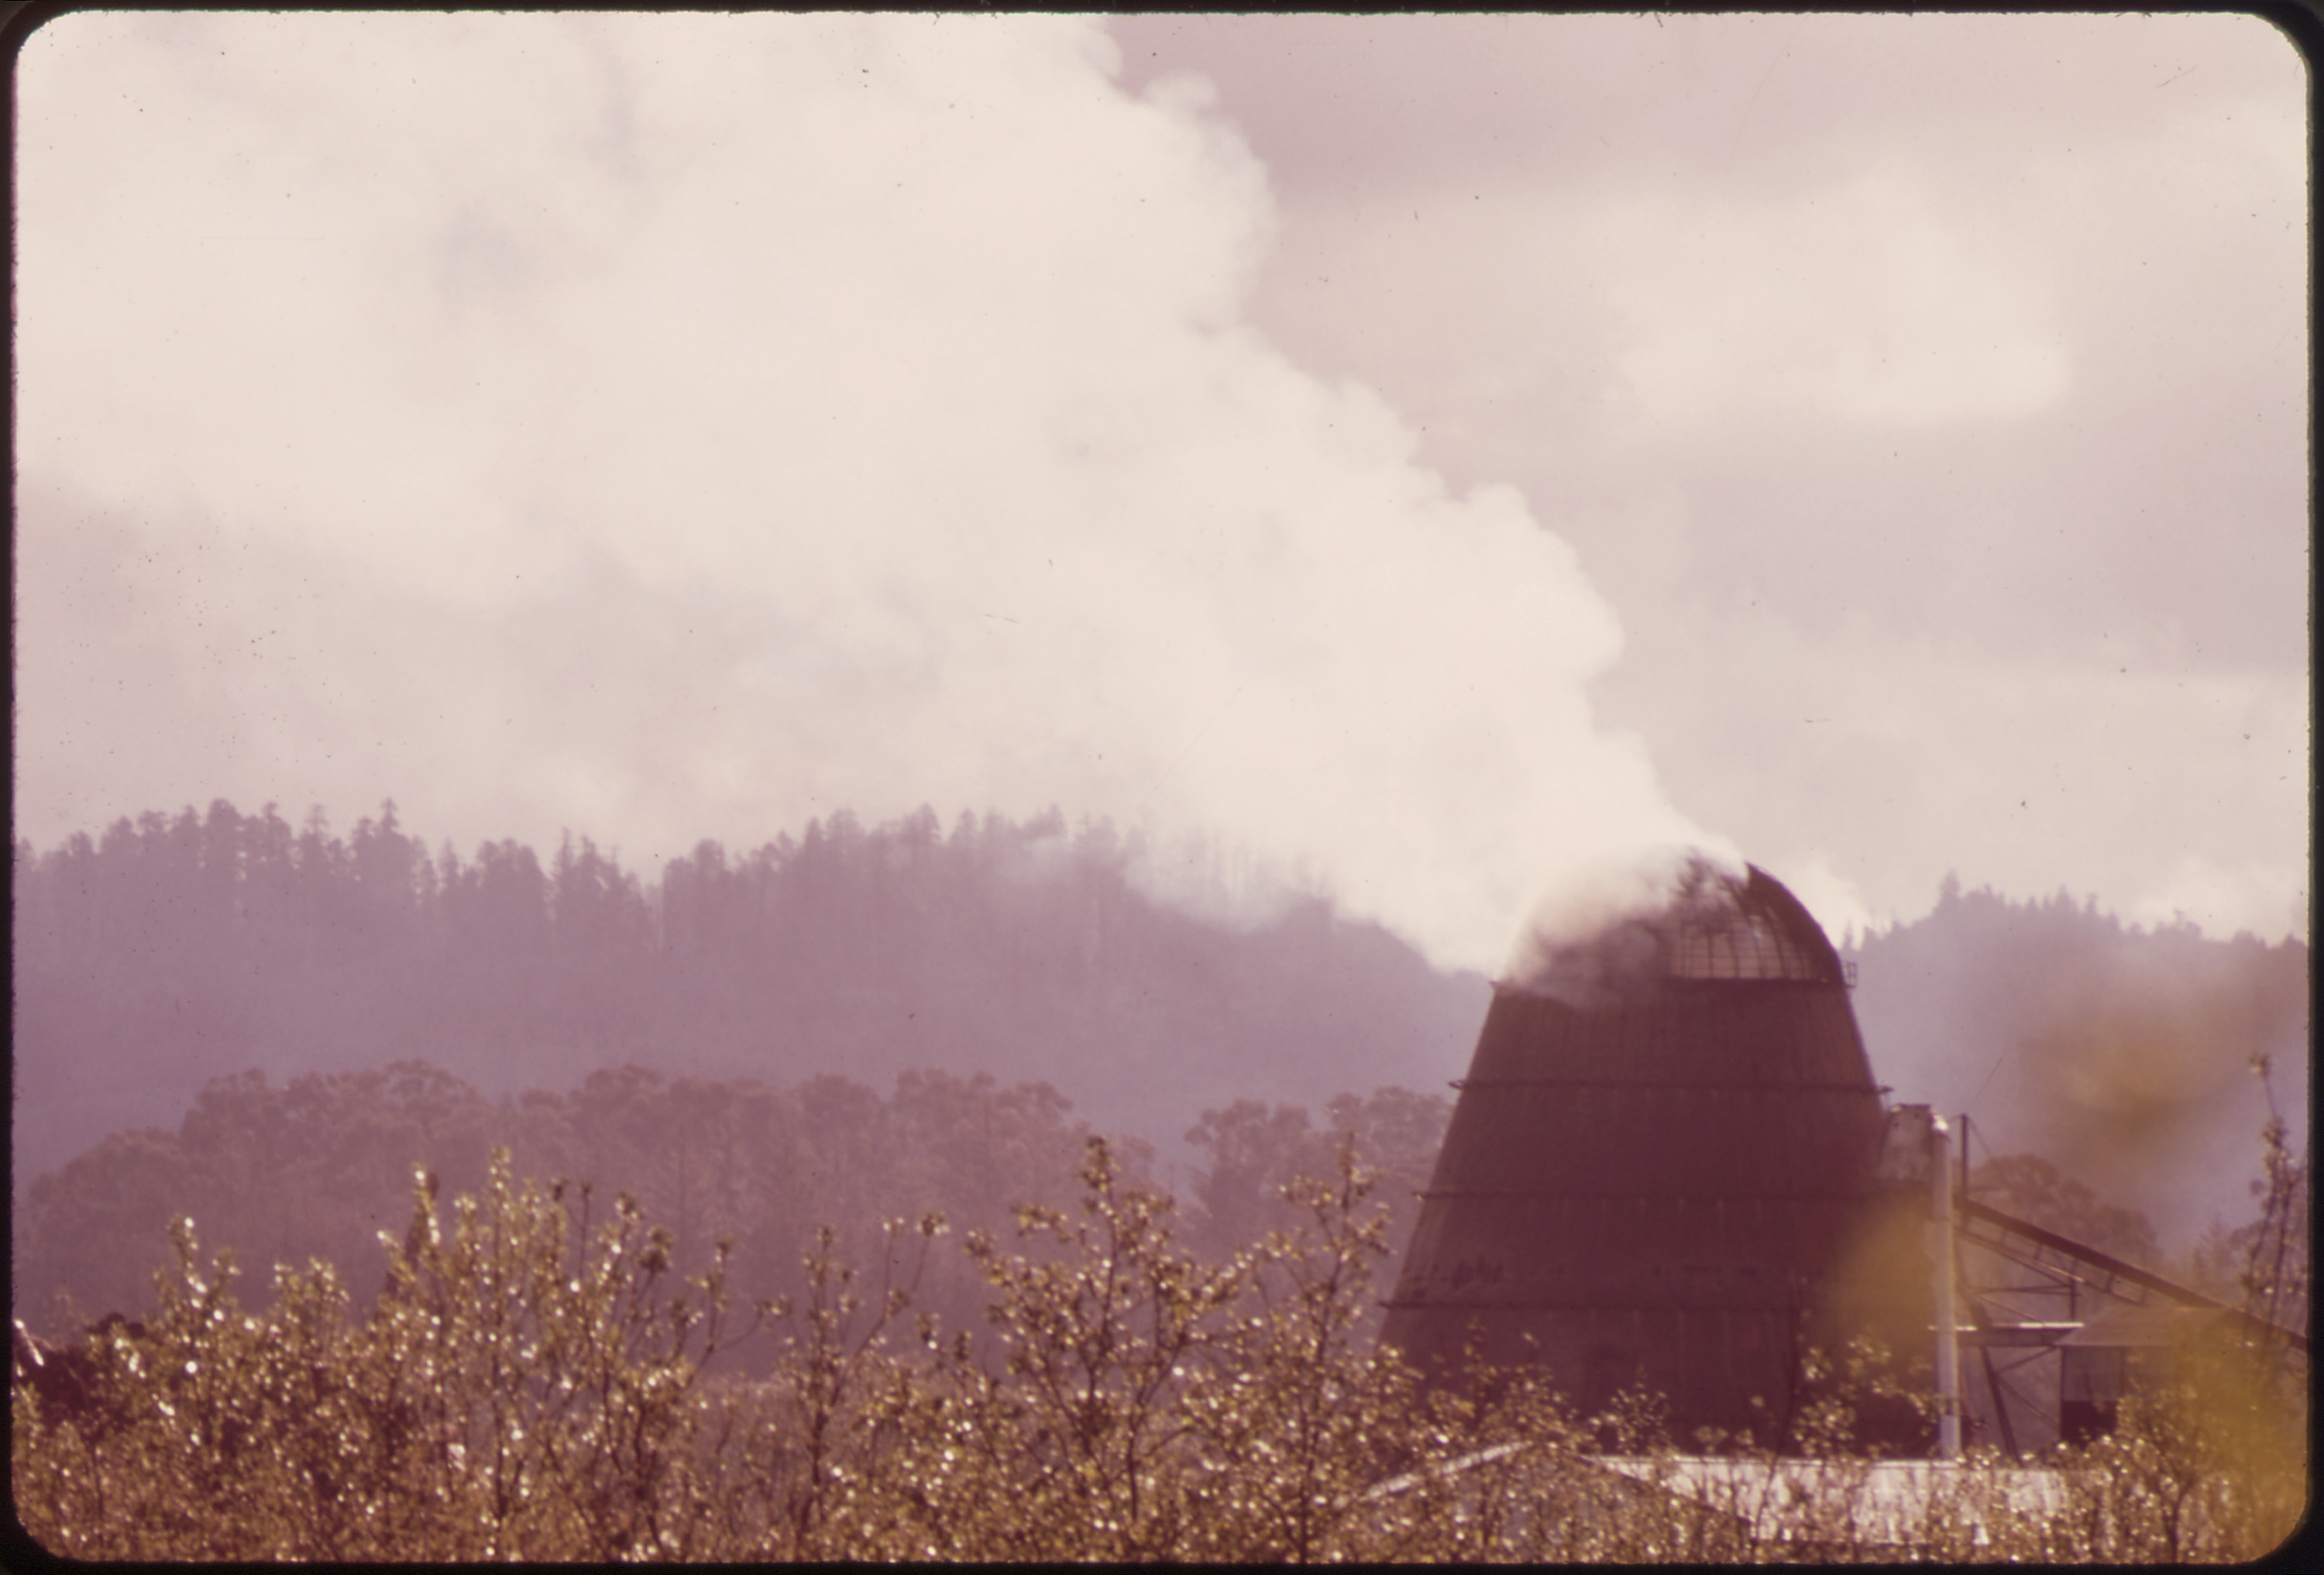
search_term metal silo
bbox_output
[1381,858,1886,1443]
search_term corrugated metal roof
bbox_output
[1595,1456,2071,1547]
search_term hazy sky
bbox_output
[14,12,2309,975]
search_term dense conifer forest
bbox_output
[12,799,2306,1337]
[12,800,1467,1336]
[11,799,1483,1184]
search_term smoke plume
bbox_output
[15,13,1710,975]
[1500,844,1750,1006]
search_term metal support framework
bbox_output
[1941,1162,2309,1459]
[1956,1197,2309,1354]
[1978,1345,2021,1457]
[1928,1112,1962,1460]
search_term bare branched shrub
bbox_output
[13,1133,2308,1562]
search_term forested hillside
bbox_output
[12,800,1487,1186]
[11,1055,1447,1345]
[14,801,2305,1331]
[1841,878,2309,1250]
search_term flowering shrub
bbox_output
[12,1141,2305,1561]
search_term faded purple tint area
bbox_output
[8,801,1487,1202]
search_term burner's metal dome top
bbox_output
[1505,857,1848,1003]
[1659,861,1845,985]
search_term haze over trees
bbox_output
[1841,874,2310,1250]
[10,799,1484,1188]
[10,799,2309,1560]
[12,798,2306,1336]
[12,1054,1447,1357]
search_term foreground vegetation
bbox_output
[12,1141,2305,1562]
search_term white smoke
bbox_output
[15,13,1710,976]
[1500,843,1748,1003]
